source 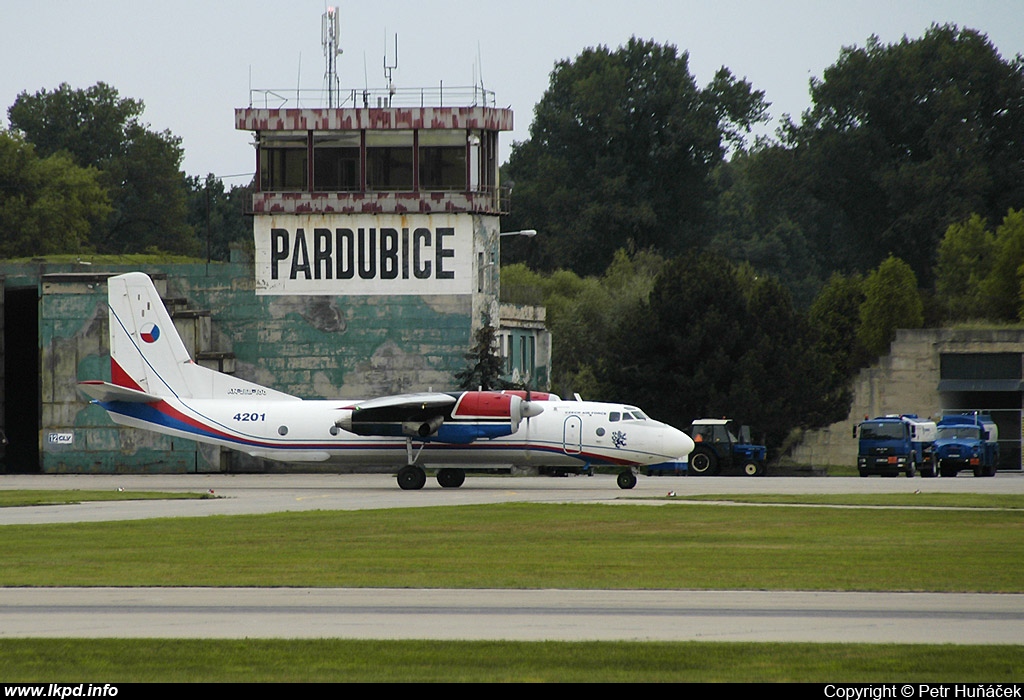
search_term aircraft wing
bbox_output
[78,380,162,404]
[344,392,458,413]
[335,392,458,439]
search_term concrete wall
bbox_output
[1,259,482,473]
[791,328,1024,468]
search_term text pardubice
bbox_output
[270,227,455,281]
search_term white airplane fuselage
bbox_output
[102,393,692,471]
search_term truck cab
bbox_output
[854,414,936,477]
[933,414,999,477]
[683,419,767,476]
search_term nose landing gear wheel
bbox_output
[617,470,637,490]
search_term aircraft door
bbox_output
[563,416,582,455]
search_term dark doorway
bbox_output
[4,287,40,472]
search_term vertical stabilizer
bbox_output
[106,272,297,401]
[108,272,196,397]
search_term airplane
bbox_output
[78,272,694,490]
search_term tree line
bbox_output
[0,82,250,260]
[499,26,1024,451]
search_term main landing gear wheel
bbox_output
[617,470,637,490]
[397,464,427,490]
[436,468,466,488]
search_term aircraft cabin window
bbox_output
[609,412,620,422]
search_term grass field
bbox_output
[1,493,1022,681]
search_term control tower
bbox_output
[233,14,537,395]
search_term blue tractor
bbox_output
[682,418,767,476]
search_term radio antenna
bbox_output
[322,6,343,107]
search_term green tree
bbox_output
[601,254,751,427]
[8,82,200,256]
[857,256,924,358]
[0,130,110,257]
[454,322,511,391]
[808,272,867,415]
[778,25,1024,284]
[185,175,254,262]
[501,250,666,399]
[503,38,768,275]
[934,214,996,321]
[977,209,1024,321]
[727,275,837,448]
[600,253,837,452]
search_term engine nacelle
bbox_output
[403,415,444,438]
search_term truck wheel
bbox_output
[743,461,765,476]
[922,458,937,478]
[688,447,718,476]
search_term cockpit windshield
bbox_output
[609,409,648,422]
[937,426,981,440]
[859,422,905,440]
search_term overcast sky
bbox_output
[3,1,1022,183]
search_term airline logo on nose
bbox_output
[140,324,160,343]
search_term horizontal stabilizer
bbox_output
[78,380,162,404]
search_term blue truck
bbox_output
[933,413,999,477]
[854,414,937,477]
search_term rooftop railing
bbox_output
[248,84,499,110]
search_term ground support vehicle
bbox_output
[854,414,936,477]
[933,413,999,477]
[684,419,767,476]
[646,460,688,476]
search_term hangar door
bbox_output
[938,352,1022,471]
[2,284,40,472]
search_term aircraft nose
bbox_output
[665,428,695,459]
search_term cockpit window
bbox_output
[609,412,620,422]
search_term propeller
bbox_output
[509,390,543,432]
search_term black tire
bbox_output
[397,464,427,490]
[617,470,637,490]
[688,447,718,476]
[922,458,937,478]
[436,468,466,488]
[743,461,765,476]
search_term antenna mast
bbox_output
[384,32,398,104]
[322,6,343,107]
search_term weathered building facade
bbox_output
[0,88,552,474]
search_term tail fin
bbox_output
[105,272,296,401]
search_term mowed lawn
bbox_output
[1,500,1021,591]
[2,497,1022,682]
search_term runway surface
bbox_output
[1,472,1021,643]
[3,587,1022,643]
